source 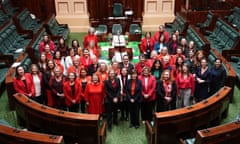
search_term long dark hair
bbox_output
[15,65,25,79]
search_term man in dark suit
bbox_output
[104,69,121,132]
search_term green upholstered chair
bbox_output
[96,24,108,34]
[129,24,141,34]
[112,24,122,35]
[113,3,123,17]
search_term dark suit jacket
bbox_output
[126,79,142,103]
[104,78,121,103]
[119,62,134,73]
[156,80,177,111]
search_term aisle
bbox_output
[105,117,147,144]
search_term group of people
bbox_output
[13,25,226,132]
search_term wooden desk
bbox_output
[146,86,231,144]
[0,124,63,144]
[195,121,240,144]
[13,93,107,144]
[109,46,133,61]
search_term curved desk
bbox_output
[13,93,107,144]
[0,124,63,144]
[146,86,232,144]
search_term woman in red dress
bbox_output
[84,74,105,114]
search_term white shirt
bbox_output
[32,75,41,97]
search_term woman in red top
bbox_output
[84,74,105,114]
[138,66,156,124]
[140,32,154,59]
[13,65,35,98]
[95,62,109,83]
[64,72,82,112]
[80,48,93,71]
[176,63,195,108]
[77,68,91,113]
[53,50,65,75]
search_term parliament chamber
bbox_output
[0,0,240,144]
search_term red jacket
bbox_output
[39,40,56,53]
[80,56,92,70]
[83,34,98,49]
[135,61,151,75]
[176,73,195,95]
[63,80,82,106]
[84,82,105,114]
[13,73,35,98]
[153,31,170,43]
[140,38,155,53]
[138,75,156,101]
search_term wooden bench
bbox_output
[179,120,240,144]
[44,14,69,40]
[13,93,107,144]
[165,13,189,35]
[145,86,232,144]
[0,124,64,144]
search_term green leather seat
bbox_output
[112,24,122,35]
[113,3,123,17]
[129,24,141,34]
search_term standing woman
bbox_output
[43,60,55,107]
[176,63,195,108]
[126,69,142,129]
[209,58,226,95]
[140,32,154,59]
[118,67,130,121]
[49,67,66,110]
[57,37,68,58]
[63,72,82,112]
[30,64,44,104]
[38,52,48,73]
[104,69,121,131]
[151,59,163,81]
[194,58,211,102]
[138,67,156,124]
[84,74,105,114]
[13,65,35,98]
[77,68,91,113]
[156,69,177,112]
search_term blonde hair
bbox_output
[160,69,173,83]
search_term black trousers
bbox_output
[106,102,118,128]
[33,95,44,104]
[141,101,154,122]
[120,100,129,119]
[68,103,80,112]
[80,100,86,113]
[129,102,140,126]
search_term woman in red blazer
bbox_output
[140,32,155,59]
[13,65,35,98]
[64,72,82,112]
[138,66,156,124]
